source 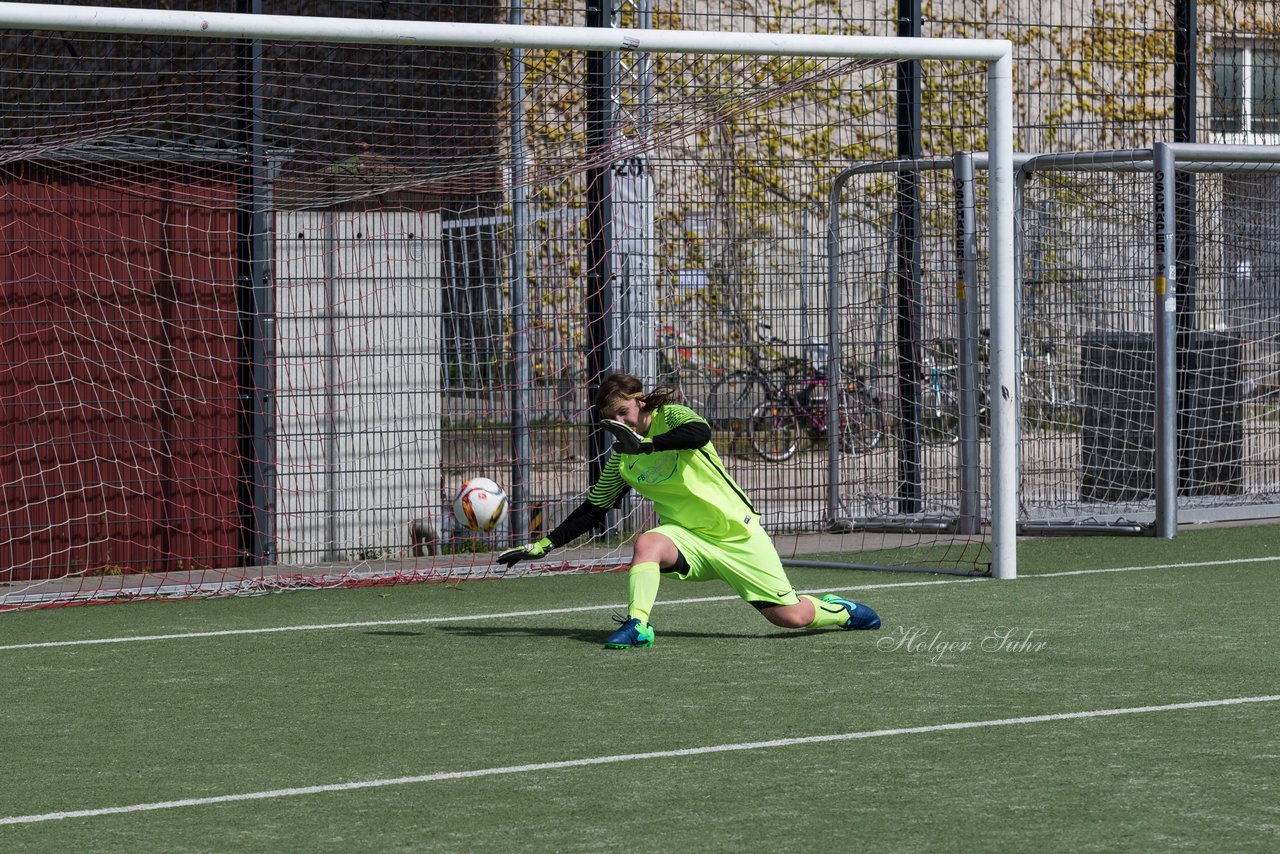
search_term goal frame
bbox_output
[0,2,1018,580]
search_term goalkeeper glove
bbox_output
[599,419,653,455]
[496,537,554,567]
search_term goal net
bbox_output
[1017,145,1280,532]
[0,3,1015,608]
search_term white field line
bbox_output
[2,693,1278,827]
[2,554,1278,653]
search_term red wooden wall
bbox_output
[0,164,244,581]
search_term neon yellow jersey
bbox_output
[588,404,759,541]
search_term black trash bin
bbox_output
[1180,332,1245,495]
[1079,332,1242,502]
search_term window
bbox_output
[442,213,506,389]
[1212,43,1280,133]
[1257,47,1280,132]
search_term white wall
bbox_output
[274,209,442,562]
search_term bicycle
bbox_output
[918,341,968,446]
[708,328,886,462]
[1020,336,1078,426]
[705,322,803,425]
[747,362,887,462]
[916,335,993,448]
[917,331,1080,443]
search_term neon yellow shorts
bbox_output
[651,519,799,607]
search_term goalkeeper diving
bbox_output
[498,372,880,649]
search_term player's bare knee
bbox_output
[632,531,676,565]
[756,602,808,628]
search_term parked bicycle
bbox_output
[707,326,886,462]
[747,361,887,461]
[1020,336,1078,425]
[917,340,974,446]
[915,331,1076,444]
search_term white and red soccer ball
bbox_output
[451,477,509,532]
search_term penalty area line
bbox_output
[2,693,1278,827]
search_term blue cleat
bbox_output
[821,593,881,630]
[603,616,655,649]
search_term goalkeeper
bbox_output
[497,372,880,649]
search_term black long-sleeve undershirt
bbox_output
[649,420,711,452]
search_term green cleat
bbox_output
[603,617,655,649]
[821,593,881,630]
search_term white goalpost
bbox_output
[0,2,1016,609]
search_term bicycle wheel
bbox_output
[674,366,716,415]
[837,386,886,453]
[919,387,960,446]
[748,401,802,462]
[707,371,766,428]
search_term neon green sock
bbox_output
[627,562,661,624]
[802,594,848,629]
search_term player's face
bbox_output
[602,396,648,432]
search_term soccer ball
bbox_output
[452,477,509,533]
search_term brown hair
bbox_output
[593,372,675,415]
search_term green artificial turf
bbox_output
[2,524,1278,852]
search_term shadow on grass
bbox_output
[433,624,828,645]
